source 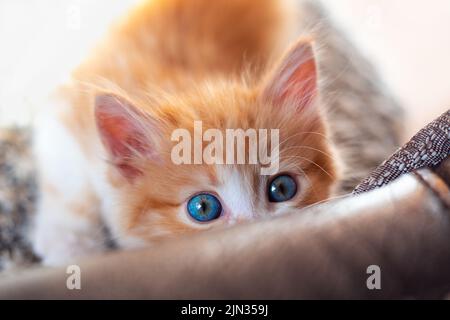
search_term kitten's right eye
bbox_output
[268,174,297,202]
[187,193,222,222]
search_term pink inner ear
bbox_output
[263,40,317,110]
[95,94,152,180]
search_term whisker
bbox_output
[278,131,332,147]
[280,145,334,159]
[282,155,335,180]
[300,193,351,212]
[282,161,319,202]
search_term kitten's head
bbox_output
[95,39,340,247]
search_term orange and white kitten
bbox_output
[33,0,367,265]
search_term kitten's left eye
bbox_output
[268,174,297,202]
[187,193,222,222]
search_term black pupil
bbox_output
[277,183,286,195]
[199,200,208,213]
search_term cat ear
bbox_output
[261,39,317,111]
[95,94,157,181]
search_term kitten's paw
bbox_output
[32,219,106,266]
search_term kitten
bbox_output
[32,0,402,265]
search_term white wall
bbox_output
[323,0,450,138]
[0,0,139,126]
[1,0,449,138]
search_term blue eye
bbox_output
[268,174,297,202]
[187,193,222,222]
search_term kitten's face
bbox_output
[95,40,339,246]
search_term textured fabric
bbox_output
[0,128,38,271]
[354,110,450,194]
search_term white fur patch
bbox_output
[216,167,255,223]
[33,101,88,199]
[32,98,107,265]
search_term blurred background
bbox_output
[0,0,449,139]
